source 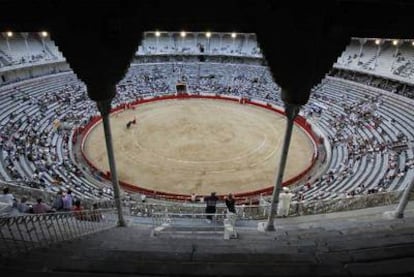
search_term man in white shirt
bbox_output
[0,187,15,206]
[277,187,294,217]
[0,187,16,214]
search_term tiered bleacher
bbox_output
[334,37,414,84]
[0,33,413,218]
[0,73,114,202]
[0,32,64,69]
[137,31,262,58]
[297,77,414,202]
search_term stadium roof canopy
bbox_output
[0,0,413,104]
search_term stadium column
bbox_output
[392,178,414,218]
[97,98,126,227]
[265,102,300,231]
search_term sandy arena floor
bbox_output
[83,99,314,195]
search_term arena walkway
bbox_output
[1,202,414,276]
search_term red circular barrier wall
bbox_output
[79,94,319,202]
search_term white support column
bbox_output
[21,33,30,53]
[143,32,148,54]
[393,179,414,218]
[374,39,383,69]
[358,38,367,64]
[6,38,11,52]
[391,40,401,71]
[219,34,223,50]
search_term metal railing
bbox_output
[130,189,410,221]
[0,209,118,257]
[0,181,116,211]
[130,202,270,220]
[151,212,230,237]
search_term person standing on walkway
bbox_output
[225,193,236,214]
[190,193,197,203]
[277,187,294,217]
[204,192,218,222]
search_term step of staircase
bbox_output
[2,202,414,276]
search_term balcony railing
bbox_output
[129,190,405,220]
[0,209,118,257]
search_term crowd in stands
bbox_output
[0,185,107,222]
[138,32,262,58]
[117,63,282,105]
[0,74,115,203]
[330,68,414,99]
[295,74,414,202]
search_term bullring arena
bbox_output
[2,3,414,275]
[83,96,316,196]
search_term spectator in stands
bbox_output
[0,187,15,206]
[62,189,73,211]
[32,198,52,214]
[72,199,85,220]
[190,193,197,203]
[90,203,103,222]
[52,174,63,186]
[204,192,219,222]
[16,197,32,213]
[225,193,236,214]
[277,187,294,217]
[298,192,305,202]
[52,190,64,211]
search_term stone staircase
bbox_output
[1,202,414,276]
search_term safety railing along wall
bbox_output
[0,181,116,213]
[130,190,407,221]
[130,202,269,220]
[151,212,229,237]
[0,181,57,208]
[0,209,118,257]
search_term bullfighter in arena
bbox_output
[126,117,137,129]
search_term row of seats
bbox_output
[118,62,282,105]
[138,32,262,58]
[296,76,414,201]
[335,37,414,84]
[331,69,414,100]
[0,73,113,202]
[0,33,64,69]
